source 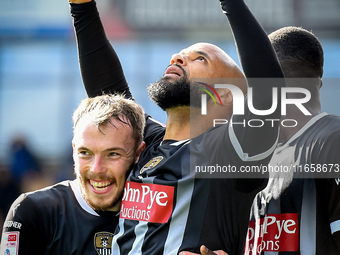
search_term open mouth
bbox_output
[165,65,183,77]
[90,180,112,192]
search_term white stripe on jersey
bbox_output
[228,123,278,161]
[110,207,150,254]
[163,177,195,255]
[300,179,316,254]
[331,220,340,234]
[129,221,148,255]
[111,174,194,254]
[263,182,280,255]
[264,251,277,255]
[70,179,99,216]
[284,112,327,145]
[127,177,155,254]
[111,218,124,254]
[148,117,166,127]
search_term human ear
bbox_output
[218,89,233,106]
[135,141,146,163]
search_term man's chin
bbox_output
[87,197,116,211]
[147,76,204,110]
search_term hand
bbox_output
[218,0,241,14]
[179,245,228,255]
[218,0,229,13]
[69,0,92,3]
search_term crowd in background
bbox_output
[0,135,74,239]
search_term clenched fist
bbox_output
[218,0,241,13]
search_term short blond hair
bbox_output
[72,94,145,145]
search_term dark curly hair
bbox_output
[269,26,324,78]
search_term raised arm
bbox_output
[70,0,132,98]
[219,0,284,157]
[220,0,283,79]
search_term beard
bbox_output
[75,170,121,211]
[147,67,205,111]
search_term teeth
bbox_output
[90,180,111,191]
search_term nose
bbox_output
[170,53,187,66]
[90,156,106,175]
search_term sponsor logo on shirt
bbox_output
[245,213,299,255]
[120,181,174,223]
[4,221,22,230]
[0,232,20,255]
[94,232,113,255]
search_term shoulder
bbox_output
[316,115,340,145]
[8,181,73,219]
[310,115,340,164]
[296,114,340,144]
[1,181,74,253]
[315,114,340,134]
[144,115,166,144]
[24,180,73,202]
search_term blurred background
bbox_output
[0,0,340,232]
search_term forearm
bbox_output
[222,0,282,79]
[223,0,284,112]
[70,1,131,98]
[221,0,284,155]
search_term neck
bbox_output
[163,106,209,140]
[279,79,322,143]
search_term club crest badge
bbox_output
[140,156,164,174]
[94,232,114,255]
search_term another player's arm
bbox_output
[219,0,284,157]
[70,0,132,98]
[69,0,166,140]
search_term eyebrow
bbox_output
[105,147,125,152]
[77,146,125,152]
[77,146,89,151]
[195,50,211,60]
